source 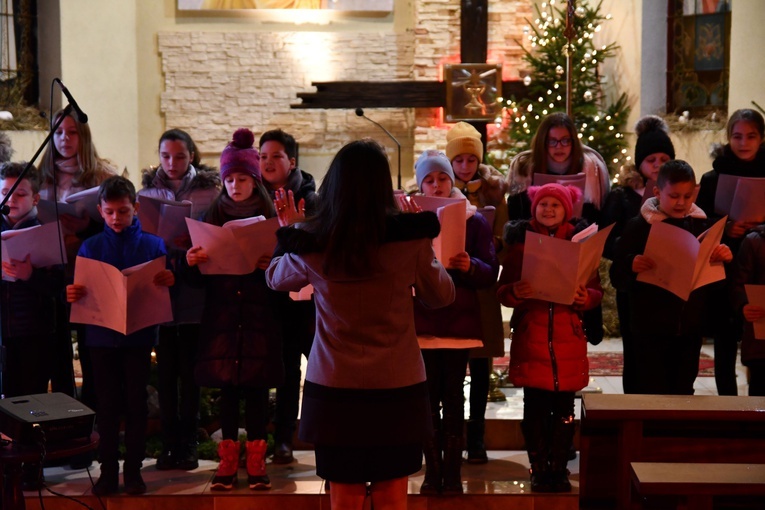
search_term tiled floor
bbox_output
[481,335,750,423]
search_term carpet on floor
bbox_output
[492,351,715,377]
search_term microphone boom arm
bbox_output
[357,110,402,190]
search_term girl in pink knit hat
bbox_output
[186,128,283,491]
[497,183,602,493]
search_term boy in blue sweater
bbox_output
[67,176,174,496]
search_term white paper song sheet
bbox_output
[70,256,172,335]
[36,200,79,225]
[521,224,613,305]
[137,195,192,249]
[637,217,727,301]
[185,216,279,275]
[714,174,765,216]
[1,222,68,279]
[745,285,765,340]
[433,202,467,264]
[64,186,102,222]
[729,179,765,223]
[410,196,467,265]
[409,195,464,213]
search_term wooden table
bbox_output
[0,432,99,510]
[578,394,765,510]
[630,462,765,510]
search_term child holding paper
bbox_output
[444,122,506,464]
[185,128,284,491]
[258,128,317,465]
[497,183,600,493]
[408,150,498,494]
[1,161,67,490]
[507,112,610,348]
[39,109,117,463]
[696,109,765,396]
[1,162,65,395]
[732,225,765,396]
[66,176,174,496]
[610,160,732,396]
[601,116,675,393]
[139,129,220,471]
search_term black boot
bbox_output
[123,463,147,495]
[273,425,295,465]
[441,434,464,495]
[419,434,442,495]
[465,419,488,464]
[176,442,200,471]
[522,416,552,493]
[548,416,576,493]
[92,462,119,497]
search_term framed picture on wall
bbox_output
[178,0,393,12]
[444,63,502,123]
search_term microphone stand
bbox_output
[356,109,402,190]
[0,104,73,397]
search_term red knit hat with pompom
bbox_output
[220,128,261,182]
[528,183,583,222]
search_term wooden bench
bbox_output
[578,394,765,510]
[629,462,765,510]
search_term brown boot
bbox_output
[246,439,271,490]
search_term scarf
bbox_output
[217,193,266,220]
[547,157,571,175]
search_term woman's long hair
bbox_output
[529,112,585,175]
[307,139,397,276]
[39,109,115,188]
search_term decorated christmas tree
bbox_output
[487,0,630,177]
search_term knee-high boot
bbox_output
[465,418,488,464]
[441,413,464,495]
[420,432,442,495]
[548,415,576,493]
[522,416,552,493]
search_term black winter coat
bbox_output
[610,213,713,339]
[0,216,65,339]
[193,207,285,389]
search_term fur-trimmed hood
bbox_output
[508,145,610,209]
[710,143,765,176]
[454,163,508,206]
[640,196,706,224]
[276,211,441,255]
[503,217,589,245]
[141,164,220,192]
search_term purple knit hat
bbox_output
[220,128,261,182]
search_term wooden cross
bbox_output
[291,0,528,144]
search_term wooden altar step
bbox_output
[25,449,579,510]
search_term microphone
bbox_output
[355,108,402,190]
[54,78,88,123]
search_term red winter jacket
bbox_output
[497,219,601,392]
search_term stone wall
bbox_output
[158,1,532,179]
[413,0,532,156]
[159,30,416,157]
